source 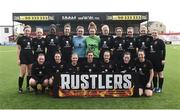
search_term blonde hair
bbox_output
[88,22,97,31]
[140,26,147,29]
[101,25,109,31]
[23,25,31,31]
[36,27,43,33]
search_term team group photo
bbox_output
[0,0,180,109]
[16,21,166,98]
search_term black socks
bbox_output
[18,77,24,89]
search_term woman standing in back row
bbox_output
[60,23,73,63]
[85,22,100,59]
[46,24,60,63]
[32,28,46,61]
[99,25,113,60]
[73,25,86,63]
[150,29,166,93]
[112,27,126,64]
[17,25,34,93]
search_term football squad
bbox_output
[16,22,166,98]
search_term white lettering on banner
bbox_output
[114,74,123,89]
[98,74,105,89]
[89,75,97,89]
[61,74,70,89]
[106,74,113,89]
[60,74,132,90]
[81,75,89,89]
[123,75,132,89]
[71,75,79,89]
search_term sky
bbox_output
[0,0,179,32]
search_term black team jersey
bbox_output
[134,59,153,84]
[125,37,137,60]
[32,37,46,60]
[46,34,60,62]
[65,63,81,74]
[50,61,66,77]
[81,59,98,73]
[149,38,166,70]
[137,35,153,59]
[17,36,33,54]
[116,61,135,73]
[99,35,113,59]
[60,35,73,63]
[99,60,116,73]
[116,60,138,95]
[31,62,49,83]
[99,60,115,86]
[17,36,34,64]
[112,37,126,63]
[150,38,165,61]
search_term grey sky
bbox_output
[0,0,179,32]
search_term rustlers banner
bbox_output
[56,73,134,97]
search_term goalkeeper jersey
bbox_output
[85,35,100,58]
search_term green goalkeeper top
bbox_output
[85,35,101,58]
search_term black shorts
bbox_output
[20,52,34,65]
[31,77,48,84]
[139,84,153,90]
[150,56,165,72]
[138,78,152,90]
[153,64,164,72]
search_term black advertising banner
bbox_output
[57,73,134,97]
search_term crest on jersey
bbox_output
[93,64,96,67]
[41,40,45,44]
[154,41,158,45]
[147,38,150,41]
[78,43,82,48]
[89,69,92,73]
[77,67,80,71]
[60,65,64,69]
[39,71,42,75]
[109,65,112,68]
[143,64,146,67]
